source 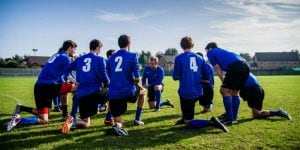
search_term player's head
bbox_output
[180,36,194,50]
[118,34,131,49]
[106,49,116,59]
[90,39,103,55]
[149,56,159,69]
[196,52,204,57]
[58,40,77,57]
[205,42,218,51]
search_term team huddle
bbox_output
[6,35,292,136]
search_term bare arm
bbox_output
[214,64,224,82]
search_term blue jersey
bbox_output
[207,48,245,71]
[142,65,164,87]
[172,51,205,99]
[37,51,71,84]
[64,52,109,99]
[244,73,260,87]
[202,63,214,89]
[107,49,140,100]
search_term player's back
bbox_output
[108,49,139,99]
[173,51,205,99]
[207,48,245,71]
[75,52,108,98]
[37,51,70,84]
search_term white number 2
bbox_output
[190,57,198,72]
[82,58,91,72]
[115,56,123,72]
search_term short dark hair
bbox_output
[106,49,115,58]
[180,36,194,50]
[196,52,203,57]
[58,40,77,52]
[90,39,103,51]
[205,42,218,50]
[118,34,130,48]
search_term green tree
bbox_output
[156,51,164,59]
[240,53,252,61]
[164,48,178,56]
[138,50,152,68]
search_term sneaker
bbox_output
[112,124,128,136]
[61,116,73,134]
[134,120,144,125]
[7,114,21,131]
[217,113,227,121]
[99,104,107,112]
[104,119,114,126]
[210,117,228,132]
[154,108,160,112]
[175,119,185,125]
[166,99,174,108]
[278,109,292,120]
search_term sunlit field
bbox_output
[0,76,299,149]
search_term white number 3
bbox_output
[82,58,91,72]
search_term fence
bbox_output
[0,68,42,77]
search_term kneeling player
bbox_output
[61,39,109,134]
[219,73,292,120]
[142,57,174,111]
[7,40,77,131]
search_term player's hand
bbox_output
[143,84,149,88]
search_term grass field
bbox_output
[0,76,300,149]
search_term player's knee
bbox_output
[154,85,162,91]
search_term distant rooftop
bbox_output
[255,52,300,61]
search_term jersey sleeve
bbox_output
[132,53,140,78]
[99,58,110,83]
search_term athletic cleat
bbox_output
[210,117,228,132]
[104,119,114,126]
[112,124,128,136]
[154,108,160,112]
[7,114,21,131]
[166,99,175,108]
[54,105,61,112]
[217,113,227,121]
[278,109,292,120]
[175,119,185,125]
[134,120,144,125]
[99,104,107,112]
[61,116,73,134]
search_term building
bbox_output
[253,52,300,70]
[158,55,176,72]
[26,56,49,68]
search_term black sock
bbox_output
[61,105,68,117]
[20,106,33,114]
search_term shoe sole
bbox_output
[61,117,73,134]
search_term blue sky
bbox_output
[0,0,299,58]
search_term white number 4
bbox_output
[190,57,198,72]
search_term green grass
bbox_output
[0,76,300,149]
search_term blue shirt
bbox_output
[107,49,140,100]
[142,65,164,87]
[207,48,245,71]
[244,73,260,87]
[202,63,214,88]
[37,51,71,84]
[64,52,109,99]
[172,51,205,99]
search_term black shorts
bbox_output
[109,99,127,117]
[34,83,62,110]
[78,92,101,119]
[222,61,250,90]
[148,84,164,102]
[240,86,264,110]
[199,88,214,108]
[180,97,200,120]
